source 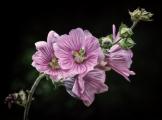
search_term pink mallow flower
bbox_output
[32,31,68,80]
[54,28,100,75]
[105,44,135,81]
[64,68,108,106]
[105,24,135,81]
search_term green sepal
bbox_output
[119,38,136,49]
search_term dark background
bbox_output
[1,0,162,119]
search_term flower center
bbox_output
[49,57,60,69]
[73,48,86,63]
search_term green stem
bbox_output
[23,73,45,120]
[130,21,138,30]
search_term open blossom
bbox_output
[64,68,108,106]
[54,28,100,75]
[32,31,68,80]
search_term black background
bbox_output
[1,0,162,120]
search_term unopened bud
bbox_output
[129,8,153,22]
[120,27,133,38]
[100,35,113,49]
[4,90,28,109]
[119,38,135,49]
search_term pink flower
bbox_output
[32,31,68,80]
[103,25,135,81]
[54,28,100,75]
[106,44,135,81]
[96,24,120,71]
[64,68,108,106]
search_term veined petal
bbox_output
[106,45,135,81]
[84,54,98,72]
[85,36,100,54]
[72,76,85,97]
[71,63,87,74]
[47,30,59,46]
[35,41,47,50]
[98,48,105,63]
[32,51,49,65]
[35,41,53,60]
[72,69,108,106]
[69,28,85,50]
[84,30,92,37]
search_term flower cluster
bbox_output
[32,25,135,106]
[5,9,153,115]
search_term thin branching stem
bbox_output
[23,73,45,120]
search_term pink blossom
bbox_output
[106,44,135,81]
[104,25,135,81]
[54,28,100,75]
[64,68,108,106]
[32,31,68,80]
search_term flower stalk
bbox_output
[23,73,45,120]
[130,21,138,30]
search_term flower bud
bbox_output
[4,90,27,109]
[119,23,133,38]
[129,8,153,22]
[120,27,133,38]
[119,38,135,49]
[100,35,113,49]
[16,90,27,107]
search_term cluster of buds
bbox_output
[100,23,136,50]
[119,23,135,49]
[4,90,28,109]
[129,8,153,22]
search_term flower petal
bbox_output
[84,54,98,72]
[84,30,92,37]
[85,36,100,54]
[47,30,59,45]
[106,45,135,81]
[81,70,108,106]
[35,41,53,60]
[112,24,116,40]
[71,63,87,74]
[72,76,85,97]
[69,28,85,50]
[72,69,108,106]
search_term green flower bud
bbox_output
[129,8,153,22]
[14,90,28,107]
[119,38,135,49]
[120,27,133,38]
[119,23,133,38]
[100,35,113,49]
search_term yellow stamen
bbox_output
[49,58,60,69]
